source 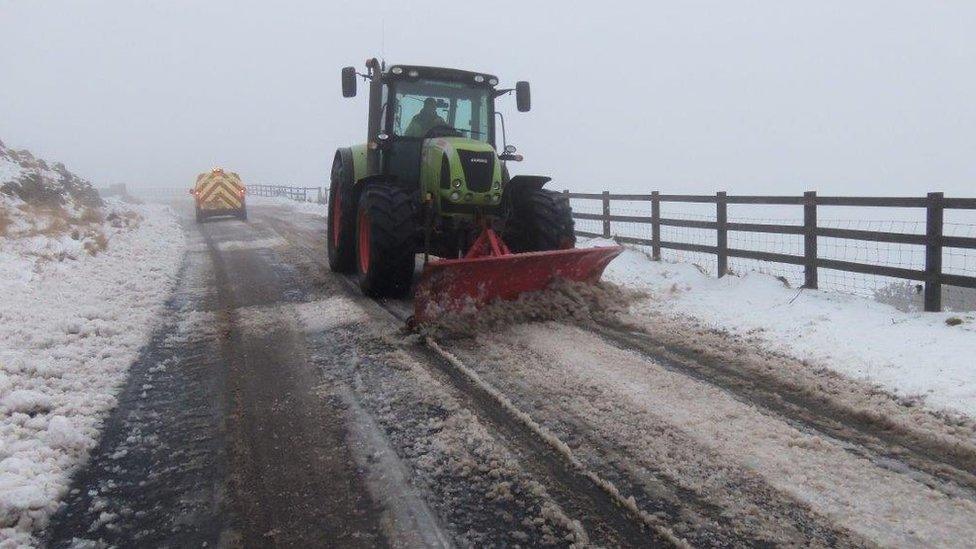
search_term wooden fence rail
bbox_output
[249,184,325,203]
[564,190,976,312]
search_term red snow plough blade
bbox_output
[411,228,623,326]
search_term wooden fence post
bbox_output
[716,191,728,277]
[602,191,611,238]
[803,191,818,289]
[651,191,661,260]
[925,192,944,312]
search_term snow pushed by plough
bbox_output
[412,227,623,326]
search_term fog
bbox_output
[1,1,973,196]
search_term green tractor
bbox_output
[329,58,620,322]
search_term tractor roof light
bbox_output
[488,77,498,85]
[474,75,485,83]
[408,70,419,77]
[391,66,403,74]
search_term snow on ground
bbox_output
[0,196,185,546]
[247,195,326,217]
[459,323,976,547]
[581,237,976,418]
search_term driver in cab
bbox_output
[405,97,448,137]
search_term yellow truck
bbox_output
[190,168,247,222]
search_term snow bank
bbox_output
[0,139,101,210]
[0,196,185,544]
[247,195,326,217]
[581,238,976,418]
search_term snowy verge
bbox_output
[0,197,185,545]
[246,195,326,217]
[581,238,976,418]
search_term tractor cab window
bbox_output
[392,79,490,142]
[378,85,389,134]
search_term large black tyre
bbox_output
[327,152,357,272]
[355,185,417,298]
[504,188,576,252]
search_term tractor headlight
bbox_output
[449,191,461,201]
[464,193,473,201]
[492,193,501,203]
[452,179,462,189]
[492,181,500,190]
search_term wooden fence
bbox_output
[249,184,325,203]
[565,191,976,312]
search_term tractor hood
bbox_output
[421,137,503,214]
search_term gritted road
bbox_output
[44,202,976,548]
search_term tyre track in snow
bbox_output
[441,328,868,547]
[258,208,680,548]
[446,322,976,547]
[589,317,976,500]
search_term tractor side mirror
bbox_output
[515,81,531,112]
[341,66,357,98]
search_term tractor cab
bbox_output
[341,61,530,216]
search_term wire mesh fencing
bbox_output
[248,185,325,203]
[567,191,976,312]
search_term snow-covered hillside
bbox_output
[583,238,976,419]
[0,140,185,546]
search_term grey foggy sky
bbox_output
[1,1,973,196]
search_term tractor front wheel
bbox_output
[355,185,417,297]
[327,157,356,272]
[504,188,575,252]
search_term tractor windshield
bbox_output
[392,79,490,142]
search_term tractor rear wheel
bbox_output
[327,155,356,272]
[355,185,417,297]
[505,188,575,252]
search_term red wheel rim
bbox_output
[331,192,342,247]
[357,209,370,274]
